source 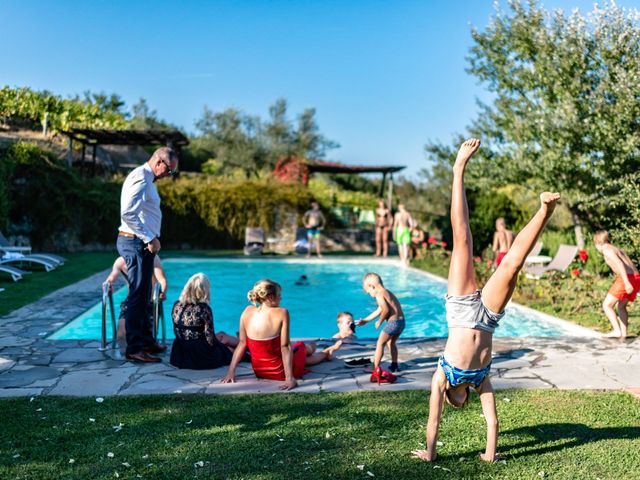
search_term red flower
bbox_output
[487,259,493,268]
[440,241,447,248]
[474,256,482,263]
[571,268,581,278]
[427,236,437,245]
[578,250,588,262]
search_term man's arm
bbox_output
[477,379,499,462]
[121,174,156,243]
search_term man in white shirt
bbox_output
[117,147,178,363]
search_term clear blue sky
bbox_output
[1,0,635,177]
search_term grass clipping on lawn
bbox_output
[1,390,638,479]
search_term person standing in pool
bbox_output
[117,146,178,363]
[411,139,560,463]
[303,201,326,258]
[393,204,414,265]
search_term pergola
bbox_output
[63,128,189,174]
[274,156,405,208]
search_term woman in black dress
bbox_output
[170,273,233,369]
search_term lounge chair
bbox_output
[243,227,265,256]
[0,232,66,265]
[0,249,60,272]
[294,227,309,254]
[528,241,543,257]
[0,264,29,281]
[523,244,578,279]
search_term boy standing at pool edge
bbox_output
[357,273,405,382]
[594,230,640,340]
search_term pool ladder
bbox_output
[99,282,167,351]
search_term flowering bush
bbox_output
[569,249,589,278]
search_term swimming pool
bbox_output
[49,258,587,340]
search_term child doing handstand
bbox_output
[412,139,560,462]
[357,273,406,383]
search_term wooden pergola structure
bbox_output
[63,128,189,174]
[274,156,405,209]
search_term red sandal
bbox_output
[370,366,397,385]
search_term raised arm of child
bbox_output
[476,378,499,462]
[279,309,297,391]
[220,309,249,384]
[412,367,446,461]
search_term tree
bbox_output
[194,106,267,178]
[425,0,640,249]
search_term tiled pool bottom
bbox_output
[49,258,595,340]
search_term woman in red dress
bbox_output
[221,279,342,390]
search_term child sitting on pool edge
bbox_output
[357,272,406,383]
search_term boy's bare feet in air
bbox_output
[540,192,561,216]
[453,138,481,171]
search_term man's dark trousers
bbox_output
[117,235,155,355]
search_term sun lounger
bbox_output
[294,227,309,254]
[529,241,543,257]
[0,250,59,272]
[523,244,578,279]
[0,231,66,264]
[244,227,265,256]
[0,264,29,281]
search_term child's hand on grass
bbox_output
[220,374,235,384]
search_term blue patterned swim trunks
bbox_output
[439,356,491,388]
[383,318,405,336]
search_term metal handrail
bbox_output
[99,281,118,351]
[152,283,166,345]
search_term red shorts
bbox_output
[496,252,507,267]
[608,273,640,302]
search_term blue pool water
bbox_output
[49,258,575,340]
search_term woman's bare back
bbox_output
[243,305,287,339]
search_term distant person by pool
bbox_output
[303,201,326,258]
[295,274,310,286]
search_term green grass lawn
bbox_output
[0,390,638,479]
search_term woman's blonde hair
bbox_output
[247,279,281,305]
[179,273,211,305]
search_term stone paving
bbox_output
[1,267,639,398]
